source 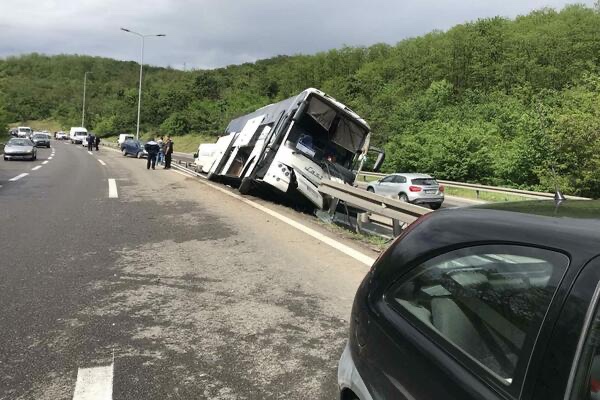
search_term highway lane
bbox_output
[0,141,374,399]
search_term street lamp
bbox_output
[121,27,166,140]
[82,71,92,128]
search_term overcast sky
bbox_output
[0,0,594,70]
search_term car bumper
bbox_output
[338,343,374,400]
[34,142,50,147]
[4,153,34,159]
[412,197,444,205]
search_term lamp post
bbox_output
[120,28,166,140]
[82,71,92,128]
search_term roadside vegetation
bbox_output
[1,4,599,197]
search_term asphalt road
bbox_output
[0,141,375,399]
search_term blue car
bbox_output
[120,139,147,158]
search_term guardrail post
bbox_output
[392,219,402,237]
[476,189,480,199]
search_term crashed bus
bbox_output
[199,88,384,209]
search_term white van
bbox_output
[193,143,217,173]
[118,134,135,147]
[69,127,88,144]
[17,127,32,138]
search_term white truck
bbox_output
[69,127,88,144]
[199,88,384,209]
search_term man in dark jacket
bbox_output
[163,136,173,169]
[144,138,161,170]
[86,134,94,151]
[95,135,100,151]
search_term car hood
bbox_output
[5,145,34,152]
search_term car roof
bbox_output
[389,173,433,179]
[374,200,600,282]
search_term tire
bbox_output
[367,187,375,193]
[122,148,128,156]
[238,177,254,195]
[398,193,409,202]
[4,156,8,161]
[430,202,443,210]
[136,151,142,159]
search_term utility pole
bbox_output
[121,28,166,140]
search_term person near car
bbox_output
[86,133,94,151]
[157,136,164,165]
[95,135,100,151]
[144,138,161,170]
[163,136,173,169]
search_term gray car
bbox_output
[31,133,51,148]
[3,138,37,161]
[367,173,444,209]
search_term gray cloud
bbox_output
[0,0,594,69]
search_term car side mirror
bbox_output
[371,147,385,172]
[193,152,198,158]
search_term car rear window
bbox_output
[390,244,568,393]
[412,178,437,185]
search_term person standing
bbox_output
[144,138,160,170]
[157,136,164,165]
[164,136,173,169]
[86,133,94,151]
[95,135,100,151]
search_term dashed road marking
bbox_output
[9,173,28,182]
[171,166,376,266]
[72,363,113,400]
[31,166,42,171]
[98,159,107,166]
[87,151,93,155]
[42,161,49,165]
[48,157,53,160]
[108,179,118,198]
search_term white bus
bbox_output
[202,88,384,209]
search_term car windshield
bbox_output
[32,134,46,139]
[412,178,438,186]
[9,139,31,146]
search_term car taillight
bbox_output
[409,186,422,192]
[439,185,445,192]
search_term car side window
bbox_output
[390,245,568,390]
[381,176,395,183]
[393,176,406,184]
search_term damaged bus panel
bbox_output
[202,88,384,209]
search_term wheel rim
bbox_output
[399,194,408,202]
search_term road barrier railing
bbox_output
[357,171,590,201]
[318,179,431,236]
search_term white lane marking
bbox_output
[88,151,93,155]
[108,179,118,198]
[31,166,42,171]
[48,157,53,160]
[42,161,49,165]
[98,159,107,166]
[171,167,376,266]
[72,364,113,400]
[9,173,28,182]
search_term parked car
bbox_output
[31,133,51,148]
[338,200,600,400]
[367,173,444,209]
[3,138,37,160]
[121,139,147,158]
[55,131,68,140]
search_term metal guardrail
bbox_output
[357,171,590,201]
[318,179,431,236]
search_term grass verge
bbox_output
[102,133,217,153]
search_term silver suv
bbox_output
[366,173,444,209]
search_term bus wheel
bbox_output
[239,177,254,195]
